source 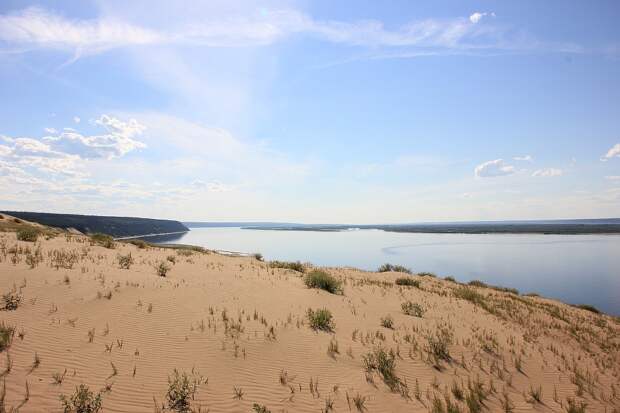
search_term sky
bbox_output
[0,0,619,223]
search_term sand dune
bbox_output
[0,226,618,412]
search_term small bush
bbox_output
[90,233,115,249]
[0,323,15,352]
[427,326,453,363]
[395,277,420,288]
[444,276,457,283]
[269,260,304,272]
[574,304,600,314]
[362,347,404,392]
[60,384,102,413]
[307,308,335,332]
[16,227,40,242]
[166,370,196,413]
[166,255,176,264]
[253,252,264,261]
[304,270,342,294]
[117,253,134,269]
[377,263,411,274]
[417,272,436,277]
[401,301,424,317]
[565,397,587,413]
[468,280,487,288]
[1,289,22,311]
[155,262,171,277]
[380,315,394,329]
[128,239,148,249]
[253,404,271,413]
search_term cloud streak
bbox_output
[474,159,515,178]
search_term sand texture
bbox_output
[0,228,619,412]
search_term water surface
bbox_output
[149,227,620,315]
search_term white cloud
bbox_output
[601,143,620,160]
[532,168,563,177]
[474,159,515,178]
[44,127,57,134]
[469,12,494,24]
[73,116,80,123]
[43,115,146,160]
[0,6,508,58]
[605,175,620,181]
[513,155,533,162]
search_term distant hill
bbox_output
[1,211,189,238]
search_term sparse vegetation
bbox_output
[377,263,411,274]
[307,308,335,332]
[362,347,406,393]
[252,252,264,261]
[252,404,271,413]
[60,384,102,413]
[395,277,420,287]
[380,315,394,329]
[117,252,134,269]
[401,301,424,317]
[166,370,199,412]
[269,260,304,272]
[155,261,171,277]
[16,227,39,242]
[1,289,22,311]
[573,304,600,314]
[89,233,115,249]
[0,324,15,352]
[304,270,342,294]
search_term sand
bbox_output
[0,225,618,412]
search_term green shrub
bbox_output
[362,347,404,392]
[444,276,457,283]
[16,227,39,242]
[417,272,436,277]
[307,308,335,332]
[60,384,102,413]
[468,280,487,288]
[253,252,264,261]
[0,323,15,352]
[89,233,115,249]
[395,277,420,288]
[377,263,412,274]
[269,260,304,272]
[304,270,342,294]
[253,404,271,413]
[401,301,424,317]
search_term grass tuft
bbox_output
[377,263,411,274]
[395,277,420,288]
[60,384,102,413]
[304,270,342,294]
[307,308,335,332]
[401,301,424,317]
[269,260,304,272]
[16,227,39,242]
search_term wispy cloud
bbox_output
[513,155,533,162]
[0,6,579,62]
[474,159,515,178]
[532,168,563,177]
[601,143,620,161]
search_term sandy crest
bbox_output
[0,232,618,412]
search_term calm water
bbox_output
[149,227,620,315]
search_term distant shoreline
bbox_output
[114,230,189,240]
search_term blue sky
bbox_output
[0,0,619,222]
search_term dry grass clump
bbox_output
[51,249,80,270]
[304,270,342,294]
[426,325,453,364]
[395,277,420,288]
[307,308,335,332]
[401,301,424,317]
[0,323,15,352]
[269,260,304,272]
[252,403,271,413]
[380,315,394,329]
[377,263,411,274]
[60,384,102,413]
[1,288,22,311]
[89,233,115,249]
[127,239,149,249]
[573,304,600,314]
[116,252,134,269]
[155,261,171,277]
[16,227,39,242]
[165,370,200,412]
[362,347,406,394]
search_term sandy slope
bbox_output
[0,230,618,412]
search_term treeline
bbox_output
[1,211,188,238]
